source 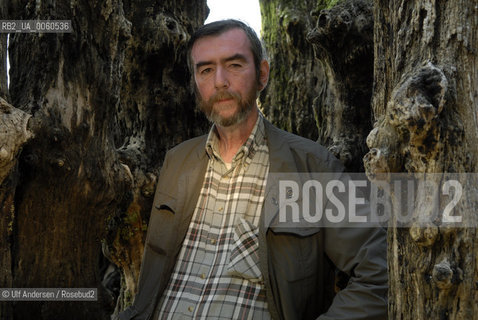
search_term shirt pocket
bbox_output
[227,218,262,282]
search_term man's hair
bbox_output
[187,19,265,82]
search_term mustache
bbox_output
[208,90,241,104]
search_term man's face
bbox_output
[191,28,260,127]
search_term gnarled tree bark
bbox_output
[259,0,328,141]
[0,96,32,320]
[260,0,374,172]
[1,0,208,319]
[364,0,478,318]
[308,0,374,172]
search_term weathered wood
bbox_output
[0,7,13,320]
[259,0,330,141]
[0,182,14,320]
[0,0,8,99]
[260,0,374,172]
[308,0,374,171]
[0,97,32,320]
[0,35,7,100]
[0,98,32,185]
[2,0,208,318]
[364,0,478,318]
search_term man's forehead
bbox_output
[191,28,253,62]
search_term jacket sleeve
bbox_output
[318,173,388,320]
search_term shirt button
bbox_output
[200,273,206,279]
[218,207,223,212]
[210,239,216,244]
[188,306,194,312]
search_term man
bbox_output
[119,19,387,320]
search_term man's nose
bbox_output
[214,67,229,88]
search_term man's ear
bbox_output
[258,59,270,91]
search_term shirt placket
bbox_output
[194,159,239,317]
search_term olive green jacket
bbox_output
[118,120,387,320]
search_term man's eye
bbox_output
[200,68,212,75]
[230,63,242,68]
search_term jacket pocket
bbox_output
[227,218,262,282]
[267,225,322,282]
[154,186,178,213]
[146,187,179,256]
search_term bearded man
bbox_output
[119,19,387,320]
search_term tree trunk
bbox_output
[260,0,374,172]
[259,0,329,141]
[307,0,374,172]
[1,0,208,319]
[0,0,8,99]
[364,0,478,318]
[0,97,32,320]
[0,35,7,99]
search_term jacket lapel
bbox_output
[262,120,305,229]
[177,136,209,241]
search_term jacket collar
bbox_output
[191,117,297,167]
[263,119,298,173]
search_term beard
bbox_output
[197,84,258,127]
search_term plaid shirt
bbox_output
[157,114,271,320]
